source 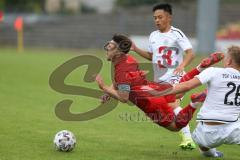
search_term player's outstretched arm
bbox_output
[131,41,152,61]
[174,49,195,75]
[100,84,115,104]
[168,78,202,95]
[95,75,129,103]
[146,77,202,97]
[141,85,173,97]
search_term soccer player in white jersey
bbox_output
[155,46,240,158]
[131,3,195,149]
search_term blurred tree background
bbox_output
[116,0,159,7]
[115,0,195,8]
[0,0,239,13]
[0,0,44,13]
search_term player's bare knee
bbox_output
[169,101,179,109]
[165,123,181,132]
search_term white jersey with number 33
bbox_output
[196,67,240,123]
[148,26,192,83]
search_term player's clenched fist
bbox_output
[100,94,111,104]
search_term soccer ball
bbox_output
[53,130,76,152]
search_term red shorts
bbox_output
[130,83,176,127]
[143,97,175,127]
[146,81,176,103]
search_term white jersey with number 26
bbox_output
[196,67,240,123]
[148,26,192,83]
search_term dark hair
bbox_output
[112,34,132,53]
[152,3,172,15]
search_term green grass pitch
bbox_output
[0,48,239,160]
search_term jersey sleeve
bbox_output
[115,71,131,84]
[195,67,215,84]
[115,71,132,93]
[176,31,192,51]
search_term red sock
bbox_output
[180,68,200,83]
[175,104,196,129]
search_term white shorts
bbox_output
[168,73,184,85]
[158,71,185,85]
[192,121,240,148]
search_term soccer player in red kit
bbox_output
[96,34,224,131]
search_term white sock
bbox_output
[196,65,204,72]
[201,148,217,157]
[190,102,200,109]
[173,106,182,115]
[174,107,192,138]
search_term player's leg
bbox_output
[196,121,240,158]
[169,90,207,130]
[169,100,196,150]
[176,52,224,99]
[199,147,224,158]
[179,68,200,83]
[191,122,225,158]
[179,52,225,83]
[197,52,225,71]
[148,90,207,132]
[168,73,196,149]
[227,121,240,145]
[172,52,224,142]
[145,90,206,132]
[145,97,176,129]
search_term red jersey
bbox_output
[114,55,176,112]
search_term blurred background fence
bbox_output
[0,0,239,50]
